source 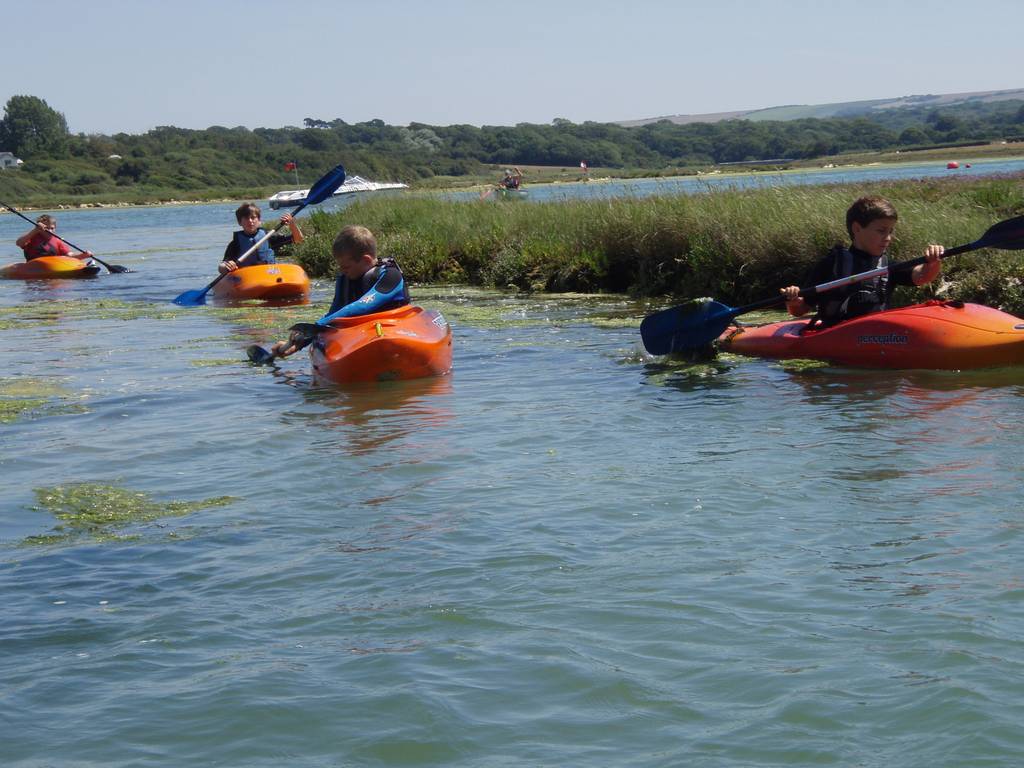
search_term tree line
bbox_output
[2,94,1024,201]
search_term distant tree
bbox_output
[898,126,929,145]
[0,95,69,157]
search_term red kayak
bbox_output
[718,300,1024,370]
[310,305,453,384]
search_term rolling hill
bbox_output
[618,87,1024,127]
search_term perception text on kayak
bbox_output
[857,333,909,345]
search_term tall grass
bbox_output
[287,174,1024,313]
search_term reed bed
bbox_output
[287,174,1024,313]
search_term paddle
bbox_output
[172,164,346,306]
[640,214,1024,355]
[1,200,131,273]
[246,322,322,365]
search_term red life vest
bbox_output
[23,231,71,260]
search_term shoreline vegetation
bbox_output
[284,171,1024,315]
[4,151,1024,315]
[2,141,1023,210]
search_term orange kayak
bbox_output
[212,263,310,301]
[310,305,453,384]
[0,256,101,279]
[718,300,1024,370]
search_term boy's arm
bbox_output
[890,245,943,286]
[281,213,303,245]
[15,226,41,249]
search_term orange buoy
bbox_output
[947,161,960,169]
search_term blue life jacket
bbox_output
[233,229,275,265]
[317,258,410,326]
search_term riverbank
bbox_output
[6,141,1022,211]
[288,172,1024,314]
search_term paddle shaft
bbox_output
[726,240,982,317]
[1,200,125,273]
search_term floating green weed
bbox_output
[779,358,833,372]
[0,377,82,423]
[189,358,239,367]
[0,397,49,423]
[24,483,237,545]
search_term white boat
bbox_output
[268,175,409,209]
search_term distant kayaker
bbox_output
[269,225,410,358]
[15,215,94,262]
[780,196,943,325]
[218,203,303,274]
[500,167,523,190]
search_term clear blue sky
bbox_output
[4,0,1022,135]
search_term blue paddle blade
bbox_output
[640,299,736,355]
[303,164,346,207]
[173,288,209,306]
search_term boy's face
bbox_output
[851,217,895,258]
[335,251,374,280]
[238,212,261,235]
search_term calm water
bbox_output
[3,172,1024,767]
[455,155,1024,202]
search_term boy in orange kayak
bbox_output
[268,225,409,358]
[218,203,303,274]
[780,196,943,325]
[15,214,94,262]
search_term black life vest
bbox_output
[818,245,889,325]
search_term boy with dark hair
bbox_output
[781,196,943,324]
[218,203,303,274]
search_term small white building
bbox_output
[0,151,23,169]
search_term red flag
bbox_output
[284,161,297,171]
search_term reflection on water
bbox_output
[288,375,455,457]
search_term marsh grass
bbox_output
[291,175,1024,313]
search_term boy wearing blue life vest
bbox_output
[269,225,409,358]
[780,196,943,325]
[218,203,303,274]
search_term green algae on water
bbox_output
[0,377,83,423]
[189,358,241,368]
[779,358,832,372]
[24,483,237,545]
